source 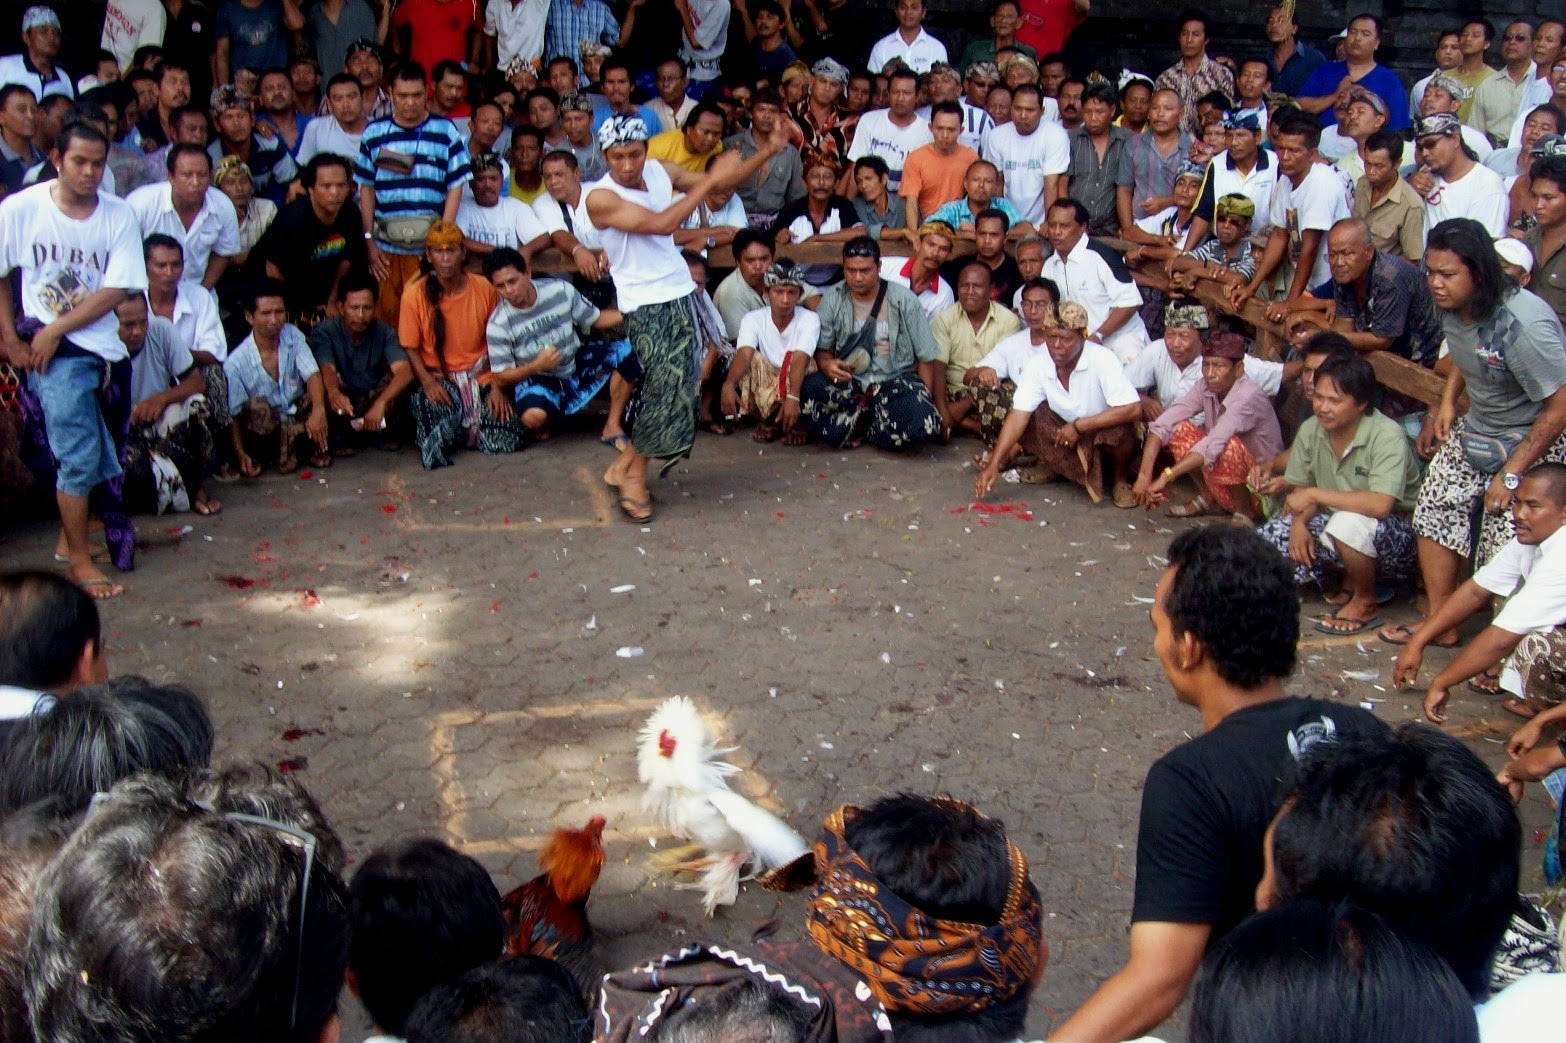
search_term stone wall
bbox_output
[926,0,1566,91]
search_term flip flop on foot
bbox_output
[617,495,653,523]
[1166,495,1221,518]
[1501,697,1539,719]
[75,574,124,600]
[1112,481,1138,509]
[698,417,735,436]
[1376,621,1460,648]
[54,547,110,564]
[1467,669,1502,696]
[1313,613,1382,635]
[600,433,630,452]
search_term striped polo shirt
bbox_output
[354,114,473,254]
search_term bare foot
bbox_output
[782,427,808,446]
[194,490,223,515]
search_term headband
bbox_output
[1348,86,1387,116]
[1203,330,1248,359]
[597,114,650,150]
[1413,111,1461,139]
[424,220,464,248]
[210,84,251,115]
[1530,133,1566,158]
[804,803,1045,1017]
[1176,161,1206,182]
[1164,302,1210,329]
[213,155,251,184]
[965,61,1000,82]
[1215,193,1256,219]
[765,260,807,289]
[1117,69,1154,92]
[1220,109,1261,132]
[345,37,380,59]
[21,5,59,31]
[1427,73,1473,102]
[559,91,593,114]
[812,58,850,85]
[1056,300,1090,331]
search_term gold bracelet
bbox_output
[1162,466,1174,480]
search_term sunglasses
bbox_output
[223,811,318,1032]
[843,242,879,259]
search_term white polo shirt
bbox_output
[1476,526,1566,696]
[1013,341,1139,421]
[736,305,821,368]
[126,182,241,288]
[867,27,948,75]
[1041,235,1149,363]
[975,328,1046,381]
[1124,338,1286,408]
[0,53,74,101]
[1199,148,1277,237]
[164,284,229,361]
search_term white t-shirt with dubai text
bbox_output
[846,110,933,192]
[0,182,149,361]
[1268,162,1351,291]
[982,121,1070,225]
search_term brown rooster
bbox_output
[500,815,607,964]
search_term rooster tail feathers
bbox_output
[704,788,809,871]
[637,696,740,798]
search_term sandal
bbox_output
[1501,697,1539,719]
[1167,495,1221,518]
[1112,481,1138,509]
[1313,613,1383,636]
[600,433,630,452]
[1376,621,1460,648]
[76,575,124,600]
[617,494,653,523]
[1467,669,1502,696]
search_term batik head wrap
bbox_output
[916,220,956,242]
[1175,160,1206,183]
[598,114,650,151]
[345,37,380,61]
[1413,112,1462,140]
[210,84,251,115]
[804,802,1046,1017]
[965,61,1000,84]
[998,53,1038,78]
[1165,301,1210,329]
[424,220,464,249]
[1117,69,1154,94]
[1347,87,1387,116]
[1530,133,1566,158]
[1220,109,1261,132]
[812,58,850,85]
[1203,330,1248,359]
[800,146,843,176]
[1056,300,1090,331]
[765,260,807,289]
[21,6,59,32]
[1427,73,1473,103]
[559,91,593,114]
[213,155,251,185]
[1214,193,1255,220]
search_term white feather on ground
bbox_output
[637,696,809,915]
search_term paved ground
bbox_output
[1,429,1555,1040]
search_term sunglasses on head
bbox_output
[843,242,878,259]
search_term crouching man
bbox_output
[721,259,818,445]
[223,277,329,477]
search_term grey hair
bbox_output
[650,979,813,1043]
[0,677,214,815]
[1015,233,1047,255]
[0,799,77,1043]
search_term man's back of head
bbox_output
[404,955,590,1043]
[348,836,505,1037]
[1266,722,1521,998]
[0,570,104,692]
[809,793,1045,1042]
[25,768,351,1043]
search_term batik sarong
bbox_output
[1020,409,1137,500]
[1256,511,1417,590]
[1509,627,1566,714]
[799,372,943,450]
[626,293,700,472]
[513,337,640,421]
[123,397,216,514]
[1164,419,1254,514]
[1415,419,1566,566]
[411,367,525,469]
[738,350,810,421]
[969,380,1015,446]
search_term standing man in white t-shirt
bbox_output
[722,259,819,444]
[868,0,948,75]
[846,67,931,193]
[1409,111,1509,240]
[100,0,166,74]
[1232,114,1351,309]
[676,0,729,85]
[297,73,370,164]
[586,114,784,523]
[982,83,1069,225]
[0,123,149,597]
[484,0,550,78]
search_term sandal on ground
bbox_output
[1376,621,1460,648]
[600,433,630,451]
[1313,613,1383,636]
[1501,697,1539,719]
[1327,585,1398,608]
[54,547,110,564]
[76,575,123,600]
[617,495,653,523]
[1467,669,1502,696]
[1112,481,1138,509]
[1166,495,1221,518]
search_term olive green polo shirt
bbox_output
[1282,409,1422,512]
[1525,224,1566,328]
[1351,177,1425,263]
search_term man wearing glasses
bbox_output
[1474,21,1540,146]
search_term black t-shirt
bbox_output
[161,1,217,109]
[1130,696,1387,941]
[253,198,368,314]
[941,254,1022,305]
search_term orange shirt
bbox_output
[398,273,499,378]
[898,144,979,223]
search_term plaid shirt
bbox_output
[1329,250,1443,368]
[224,323,319,415]
[544,0,619,65]
[1154,55,1235,137]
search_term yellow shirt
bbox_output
[930,300,1023,392]
[646,128,722,172]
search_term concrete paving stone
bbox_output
[6,432,1557,1042]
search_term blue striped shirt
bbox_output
[355,115,472,255]
[544,0,620,67]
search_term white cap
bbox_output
[1494,237,1535,271]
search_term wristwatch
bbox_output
[1503,471,1522,491]
[705,235,717,249]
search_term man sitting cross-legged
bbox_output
[800,235,947,450]
[309,271,415,455]
[961,277,1058,465]
[974,300,1142,506]
[1133,329,1284,521]
[1395,461,1566,723]
[1256,351,1423,636]
[930,260,1023,438]
[115,293,222,516]
[481,247,636,445]
[223,277,330,478]
[721,260,819,445]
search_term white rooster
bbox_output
[637,696,811,916]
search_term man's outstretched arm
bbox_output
[1049,921,1210,1042]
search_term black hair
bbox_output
[1363,128,1403,164]
[975,206,1011,233]
[0,676,213,814]
[547,55,579,76]
[338,270,379,301]
[1039,50,1068,70]
[325,71,361,94]
[1019,276,1060,304]
[1010,82,1043,105]
[131,44,163,68]
[955,260,994,286]
[853,154,890,179]
[510,123,545,149]
[1349,11,1383,36]
[1311,351,1377,408]
[1164,525,1298,687]
[142,231,184,261]
[391,60,428,86]
[348,837,505,1035]
[482,246,528,279]
[1530,154,1566,192]
[244,276,289,314]
[730,226,775,260]
[165,140,212,175]
[1270,723,1520,1000]
[682,249,710,280]
[1177,8,1213,35]
[1081,81,1117,108]
[752,0,785,19]
[1524,460,1566,508]
[0,798,77,1043]
[299,151,353,190]
[168,103,208,129]
[432,59,467,85]
[599,57,633,82]
[27,769,351,1043]
[1459,16,1494,40]
[1300,329,1354,361]
[1118,77,1151,100]
[1047,197,1090,227]
[0,570,100,690]
[257,66,291,87]
[842,794,1034,1042]
[540,147,578,170]
[0,82,34,110]
[525,85,561,108]
[842,234,880,261]
[888,66,920,89]
[1196,89,1233,111]
[53,120,109,157]
[683,101,726,130]
[1189,901,1480,1043]
[1526,103,1566,135]
[404,955,590,1043]
[1271,110,1322,149]
[929,99,964,121]
[1426,217,1515,321]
